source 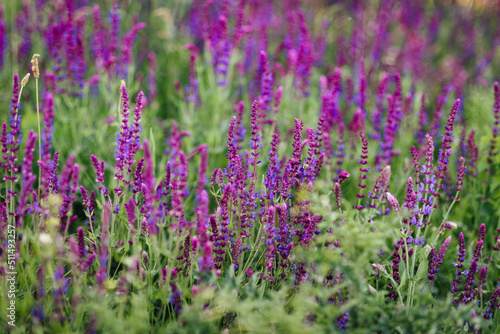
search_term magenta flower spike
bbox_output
[185,44,199,105]
[199,241,214,274]
[0,6,5,68]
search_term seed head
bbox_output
[31,54,41,79]
[21,73,30,87]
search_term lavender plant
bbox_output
[1,1,500,333]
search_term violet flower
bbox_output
[427,248,437,282]
[466,131,478,177]
[478,264,487,294]
[371,73,388,141]
[488,82,500,172]
[281,118,303,197]
[451,232,466,295]
[77,227,85,260]
[415,94,427,145]
[1,122,7,169]
[334,123,346,177]
[483,288,500,319]
[437,99,460,180]
[273,86,283,114]
[264,206,276,278]
[354,132,369,210]
[5,74,21,183]
[386,192,399,213]
[333,183,342,209]
[388,239,404,301]
[454,157,466,200]
[276,203,291,266]
[0,6,5,68]
[18,131,37,221]
[264,130,280,200]
[233,237,242,270]
[367,166,391,209]
[348,109,365,135]
[90,154,107,195]
[147,52,157,102]
[199,241,214,274]
[358,58,366,112]
[185,44,199,105]
[435,236,452,269]
[124,198,136,226]
[249,101,262,180]
[114,84,131,194]
[96,203,111,286]
[108,2,120,73]
[126,91,145,173]
[41,92,54,163]
[259,50,273,112]
[226,117,239,180]
[120,22,146,70]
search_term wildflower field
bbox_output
[1,0,500,332]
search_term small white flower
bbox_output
[39,233,52,245]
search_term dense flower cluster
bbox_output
[2,0,500,332]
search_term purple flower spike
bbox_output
[114,84,131,194]
[454,157,466,200]
[488,82,500,173]
[354,132,369,210]
[264,130,280,200]
[437,99,460,180]
[338,171,350,184]
[415,94,427,145]
[372,73,389,140]
[80,253,96,272]
[185,44,199,105]
[466,131,478,177]
[367,166,391,209]
[249,101,262,168]
[90,154,107,195]
[0,7,5,68]
[348,108,365,135]
[41,92,54,163]
[77,227,85,260]
[18,131,37,221]
[427,248,437,282]
[199,241,214,274]
[483,288,500,319]
[127,92,145,172]
[281,118,303,197]
[478,265,488,293]
[478,224,486,243]
[451,232,466,296]
[386,192,399,213]
[232,238,242,270]
[333,183,342,209]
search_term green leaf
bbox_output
[415,259,429,283]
